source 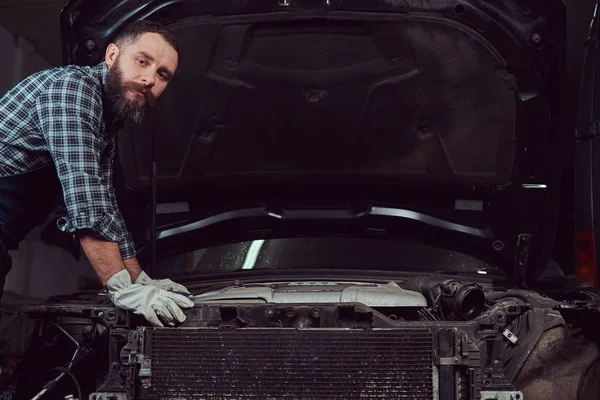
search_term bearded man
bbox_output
[0,20,193,327]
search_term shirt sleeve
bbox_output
[35,73,137,259]
[103,134,137,259]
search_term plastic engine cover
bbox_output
[192,281,427,307]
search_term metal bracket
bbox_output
[502,329,519,346]
[481,391,523,400]
[576,120,600,139]
[89,393,127,400]
[514,234,531,283]
[139,358,152,389]
[438,356,461,366]
[120,331,141,366]
[139,359,152,378]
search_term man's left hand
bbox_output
[135,271,192,296]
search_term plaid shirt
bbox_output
[0,62,136,259]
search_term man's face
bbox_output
[105,32,178,123]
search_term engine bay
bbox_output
[6,277,600,400]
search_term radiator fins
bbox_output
[147,328,435,399]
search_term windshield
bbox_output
[156,237,503,278]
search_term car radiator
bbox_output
[144,328,436,400]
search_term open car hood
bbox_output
[60,0,567,286]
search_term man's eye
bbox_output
[138,59,146,65]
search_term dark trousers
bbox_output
[0,167,61,304]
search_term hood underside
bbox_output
[60,0,567,284]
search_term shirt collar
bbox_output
[92,61,109,91]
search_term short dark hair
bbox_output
[113,20,179,55]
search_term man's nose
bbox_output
[141,70,156,87]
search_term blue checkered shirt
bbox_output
[0,62,136,259]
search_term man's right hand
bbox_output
[106,269,194,327]
[135,270,191,295]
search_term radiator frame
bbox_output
[144,327,440,400]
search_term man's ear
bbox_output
[105,43,120,68]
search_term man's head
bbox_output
[104,20,179,123]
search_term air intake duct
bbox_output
[400,276,485,321]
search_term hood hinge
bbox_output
[514,234,532,285]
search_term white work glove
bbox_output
[135,270,191,295]
[106,269,194,327]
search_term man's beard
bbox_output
[105,58,157,124]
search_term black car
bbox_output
[5,0,600,399]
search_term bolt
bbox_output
[454,357,460,364]
[492,240,504,251]
[98,311,104,318]
[531,33,542,45]
[223,59,237,70]
[286,309,295,318]
[82,326,93,335]
[454,4,466,14]
[85,40,97,52]
[311,309,321,318]
[266,308,275,317]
